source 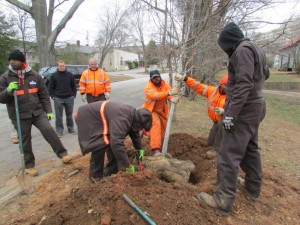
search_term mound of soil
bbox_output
[2,133,299,225]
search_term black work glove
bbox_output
[223,116,235,131]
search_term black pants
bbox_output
[207,120,223,152]
[89,145,118,179]
[12,113,67,168]
[214,102,265,211]
[87,93,106,104]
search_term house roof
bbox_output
[281,36,300,50]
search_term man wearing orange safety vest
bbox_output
[0,50,72,177]
[76,101,152,182]
[79,58,111,103]
[142,70,179,156]
[175,73,228,159]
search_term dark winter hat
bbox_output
[149,70,160,79]
[8,49,26,62]
[135,108,152,132]
[218,22,244,57]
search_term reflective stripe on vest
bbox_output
[207,87,218,110]
[100,101,109,144]
[16,87,38,96]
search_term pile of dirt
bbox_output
[2,133,299,225]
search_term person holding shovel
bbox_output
[141,70,179,156]
[174,74,228,159]
[75,101,152,183]
[0,49,72,177]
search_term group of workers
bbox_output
[0,21,269,215]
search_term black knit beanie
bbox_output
[218,22,244,57]
[8,49,26,62]
[134,108,152,132]
[149,69,160,79]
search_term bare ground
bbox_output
[0,95,299,225]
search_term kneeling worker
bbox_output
[76,101,152,182]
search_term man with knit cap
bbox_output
[142,69,179,156]
[174,73,228,159]
[0,49,72,177]
[76,101,152,182]
[197,22,270,215]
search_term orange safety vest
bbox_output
[141,80,171,116]
[186,77,226,122]
[79,68,111,96]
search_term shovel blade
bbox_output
[16,172,34,194]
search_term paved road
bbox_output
[0,68,167,203]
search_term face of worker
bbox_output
[9,59,23,70]
[220,83,227,94]
[57,62,66,72]
[89,60,98,71]
[151,76,162,87]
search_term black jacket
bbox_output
[48,70,77,99]
[0,65,52,120]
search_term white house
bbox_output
[101,49,139,71]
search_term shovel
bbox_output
[14,91,34,194]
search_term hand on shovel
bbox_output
[47,113,54,120]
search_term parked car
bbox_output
[39,65,88,87]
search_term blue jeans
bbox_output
[54,96,75,135]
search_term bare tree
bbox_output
[5,0,85,66]
[94,1,133,68]
[9,4,36,55]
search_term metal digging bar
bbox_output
[122,194,156,225]
[161,77,182,157]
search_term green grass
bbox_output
[265,94,300,126]
[215,69,300,82]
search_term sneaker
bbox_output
[11,137,19,144]
[152,149,162,157]
[197,192,229,216]
[237,177,259,201]
[61,155,72,164]
[25,167,38,176]
[69,130,77,135]
[206,150,217,159]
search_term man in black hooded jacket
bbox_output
[198,22,269,214]
[76,101,152,182]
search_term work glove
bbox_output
[8,82,19,92]
[214,107,224,116]
[47,113,54,120]
[223,116,235,131]
[104,92,110,100]
[170,95,179,104]
[137,149,145,160]
[81,93,87,102]
[174,73,185,82]
[168,88,179,96]
[125,164,135,173]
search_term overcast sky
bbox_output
[57,0,300,46]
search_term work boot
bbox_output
[90,177,102,183]
[152,149,162,157]
[61,155,72,164]
[68,130,77,135]
[237,177,259,201]
[206,150,217,159]
[197,192,229,216]
[11,137,19,144]
[25,167,38,177]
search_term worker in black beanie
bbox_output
[217,22,245,57]
[197,22,270,215]
[8,49,26,63]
